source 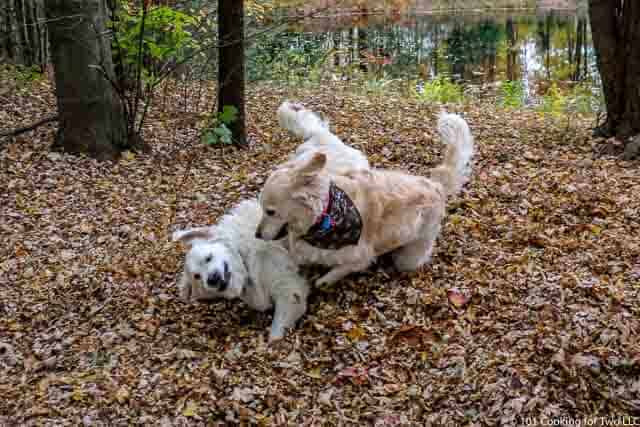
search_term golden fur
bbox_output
[256,112,474,286]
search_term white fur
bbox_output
[278,101,370,175]
[430,112,475,197]
[173,199,309,341]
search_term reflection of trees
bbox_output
[358,25,368,72]
[247,11,595,91]
[570,17,587,81]
[536,12,553,79]
[534,13,591,85]
[446,21,502,83]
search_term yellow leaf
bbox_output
[346,325,367,341]
[115,386,129,403]
[183,400,198,417]
[588,224,602,235]
[449,214,463,225]
[72,387,86,402]
[122,151,135,161]
[307,368,322,379]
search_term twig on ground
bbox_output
[88,297,113,317]
[0,114,58,141]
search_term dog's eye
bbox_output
[266,209,276,216]
[205,256,212,263]
[194,273,201,280]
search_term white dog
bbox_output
[256,112,474,286]
[277,101,369,175]
[173,199,309,341]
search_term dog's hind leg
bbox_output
[391,237,435,272]
[392,220,442,272]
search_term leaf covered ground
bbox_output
[1,77,639,426]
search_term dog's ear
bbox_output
[293,191,312,209]
[293,190,325,212]
[297,152,326,177]
[172,227,213,245]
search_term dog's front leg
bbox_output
[177,272,192,302]
[315,261,369,286]
[269,293,307,342]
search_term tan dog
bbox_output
[255,113,474,286]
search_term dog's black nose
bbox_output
[255,229,262,239]
[207,272,222,288]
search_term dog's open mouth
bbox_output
[275,223,289,240]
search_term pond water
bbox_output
[249,9,599,106]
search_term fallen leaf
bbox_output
[231,387,255,403]
[447,288,470,308]
[115,386,130,403]
[182,400,198,417]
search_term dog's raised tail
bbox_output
[277,101,328,140]
[430,112,474,198]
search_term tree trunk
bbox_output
[589,0,640,138]
[217,0,246,145]
[45,0,128,160]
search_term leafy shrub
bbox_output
[0,64,43,89]
[565,82,604,115]
[201,106,239,146]
[538,82,567,117]
[499,80,525,109]
[362,73,398,96]
[111,3,199,84]
[415,76,465,104]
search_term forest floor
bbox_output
[1,75,639,426]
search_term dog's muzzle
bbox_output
[256,224,288,240]
[206,262,231,291]
[275,223,289,240]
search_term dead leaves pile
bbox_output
[1,78,639,426]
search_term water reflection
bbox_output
[249,11,598,103]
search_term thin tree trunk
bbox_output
[1,0,47,66]
[217,0,246,145]
[506,17,516,81]
[46,0,128,160]
[8,0,25,63]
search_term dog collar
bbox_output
[300,182,362,250]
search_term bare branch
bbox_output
[0,114,58,141]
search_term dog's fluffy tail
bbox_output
[277,101,329,140]
[430,112,474,198]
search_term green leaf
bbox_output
[218,105,238,125]
[212,124,233,144]
[202,131,218,146]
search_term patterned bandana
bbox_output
[300,182,362,250]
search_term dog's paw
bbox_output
[178,278,192,303]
